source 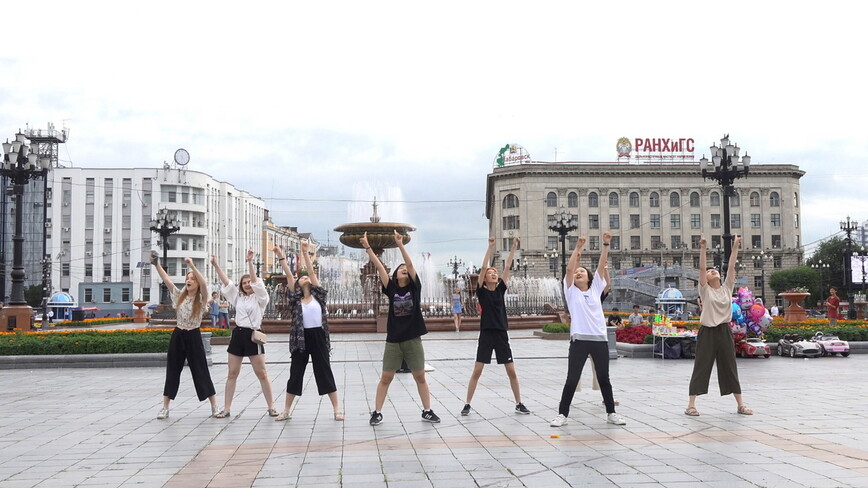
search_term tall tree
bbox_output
[805,236,849,304]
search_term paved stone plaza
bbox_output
[1,330,867,487]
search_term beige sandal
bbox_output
[684,407,700,416]
[737,405,754,415]
[334,411,344,421]
[275,410,291,421]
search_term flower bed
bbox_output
[613,319,868,344]
[51,317,134,327]
[0,328,230,355]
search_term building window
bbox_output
[143,288,150,301]
[651,236,662,249]
[122,288,130,302]
[62,263,70,276]
[609,215,620,229]
[503,215,520,230]
[589,215,599,229]
[84,288,93,302]
[772,235,781,248]
[630,236,641,250]
[794,214,800,228]
[546,192,557,207]
[750,192,760,206]
[567,192,578,208]
[649,192,660,207]
[693,256,700,269]
[630,214,640,229]
[588,192,598,207]
[691,214,701,229]
[650,214,660,229]
[669,192,680,207]
[104,288,112,302]
[609,192,619,207]
[771,214,781,227]
[85,264,93,277]
[547,236,558,250]
[122,263,130,278]
[589,236,600,250]
[731,214,741,229]
[690,192,700,207]
[567,236,577,251]
[629,192,639,207]
[502,194,519,209]
[502,238,511,251]
[752,235,762,249]
[751,214,761,228]
[794,192,799,207]
[770,192,780,207]
[671,214,681,229]
[729,192,740,207]
[774,256,782,268]
[711,235,722,249]
[711,214,721,228]
[691,235,701,249]
[671,235,682,249]
[104,263,112,278]
[611,236,620,250]
[710,192,720,206]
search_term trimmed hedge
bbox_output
[543,323,570,333]
[0,328,230,355]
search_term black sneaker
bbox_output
[369,411,383,426]
[515,402,531,415]
[421,409,441,423]
[460,404,471,416]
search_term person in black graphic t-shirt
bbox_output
[460,236,530,417]
[361,230,440,426]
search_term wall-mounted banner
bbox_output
[617,137,695,161]
[495,144,532,167]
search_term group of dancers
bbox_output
[154,230,751,425]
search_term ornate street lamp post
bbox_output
[547,206,577,280]
[700,134,751,278]
[447,255,464,282]
[811,259,829,308]
[840,216,859,319]
[544,250,558,278]
[513,256,531,278]
[1,132,52,331]
[753,249,773,303]
[149,208,181,310]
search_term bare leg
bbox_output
[283,393,296,412]
[223,354,243,411]
[465,362,485,403]
[162,396,171,409]
[327,391,342,418]
[249,354,275,410]
[374,370,396,412]
[504,362,522,403]
[411,369,431,410]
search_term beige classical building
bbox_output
[485,160,805,307]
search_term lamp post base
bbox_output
[1,304,34,332]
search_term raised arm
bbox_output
[185,257,209,302]
[565,235,586,283]
[393,230,416,281]
[361,232,390,287]
[698,234,708,287]
[210,255,231,286]
[481,237,495,271]
[300,240,320,288]
[598,231,611,278]
[273,245,296,291]
[151,251,178,293]
[501,237,519,285]
[727,235,741,279]
[246,250,258,284]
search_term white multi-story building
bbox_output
[47,165,266,315]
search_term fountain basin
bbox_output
[333,222,415,251]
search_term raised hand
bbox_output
[577,236,586,249]
[699,235,707,247]
[602,231,612,244]
[360,232,370,249]
[734,235,742,247]
[300,240,309,253]
[246,249,255,262]
[210,255,218,266]
[393,230,404,245]
[488,237,495,247]
[512,236,520,248]
[184,257,193,266]
[272,246,284,259]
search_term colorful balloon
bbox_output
[758,313,772,331]
[737,287,755,310]
[749,304,765,321]
[731,302,743,321]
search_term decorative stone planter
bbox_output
[132,301,149,323]
[779,292,811,322]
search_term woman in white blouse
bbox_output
[211,249,277,418]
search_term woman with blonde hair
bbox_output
[211,250,277,418]
[274,241,343,421]
[152,254,218,419]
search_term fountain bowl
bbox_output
[334,221,416,251]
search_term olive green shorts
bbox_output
[382,337,425,371]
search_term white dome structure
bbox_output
[655,287,686,318]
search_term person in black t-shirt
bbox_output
[607,308,623,328]
[361,230,440,426]
[460,236,530,417]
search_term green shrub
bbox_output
[0,328,227,355]
[543,323,570,333]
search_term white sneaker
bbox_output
[550,414,568,427]
[156,408,169,420]
[607,413,626,425]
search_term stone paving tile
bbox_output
[2,331,868,487]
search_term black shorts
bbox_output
[476,329,514,364]
[227,326,265,356]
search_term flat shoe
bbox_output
[267,408,279,417]
[737,405,754,415]
[214,409,231,418]
[334,411,345,421]
[275,410,291,421]
[684,407,700,416]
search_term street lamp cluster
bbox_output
[149,208,181,309]
[548,206,577,280]
[1,132,53,330]
[752,249,773,302]
[840,216,859,319]
[811,259,830,308]
[700,134,751,276]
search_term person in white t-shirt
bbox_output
[550,231,626,428]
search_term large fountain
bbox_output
[333,198,415,259]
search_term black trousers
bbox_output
[558,340,616,416]
[163,328,216,401]
[286,327,337,396]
